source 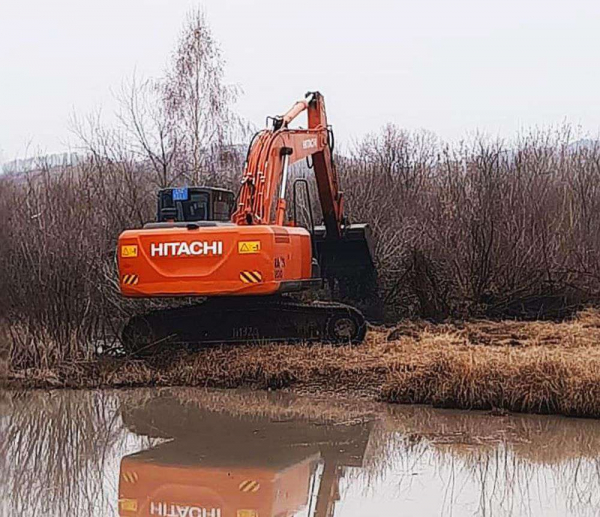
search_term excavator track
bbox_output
[121,296,367,354]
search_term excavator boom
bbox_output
[234,92,344,239]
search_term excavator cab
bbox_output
[156,187,235,223]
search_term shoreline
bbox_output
[4,310,600,418]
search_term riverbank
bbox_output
[4,309,600,418]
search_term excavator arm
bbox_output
[233,92,343,239]
[233,91,376,305]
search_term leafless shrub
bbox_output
[341,124,600,320]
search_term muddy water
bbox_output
[2,389,600,517]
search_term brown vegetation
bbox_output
[4,124,600,372]
[341,125,600,321]
[2,11,600,418]
[4,310,600,418]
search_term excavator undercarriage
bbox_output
[122,297,367,354]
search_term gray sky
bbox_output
[1,0,599,162]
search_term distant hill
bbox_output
[568,139,599,151]
[2,152,82,175]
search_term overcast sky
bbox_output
[1,0,599,162]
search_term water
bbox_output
[2,388,600,517]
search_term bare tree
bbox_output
[109,9,246,188]
[115,75,180,188]
[161,9,244,184]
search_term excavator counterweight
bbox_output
[117,92,375,351]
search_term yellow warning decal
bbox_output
[238,480,261,493]
[237,510,258,517]
[238,241,261,254]
[119,498,138,512]
[121,471,139,483]
[122,274,139,286]
[121,245,138,258]
[240,271,263,284]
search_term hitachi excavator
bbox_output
[118,92,374,351]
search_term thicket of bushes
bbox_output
[2,10,600,371]
[2,124,600,369]
[0,145,243,368]
[341,125,600,321]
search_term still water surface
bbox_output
[2,388,600,517]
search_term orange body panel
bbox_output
[118,455,318,517]
[118,225,312,298]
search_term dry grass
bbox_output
[381,308,600,416]
[5,309,600,418]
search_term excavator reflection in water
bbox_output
[117,394,373,517]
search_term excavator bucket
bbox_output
[312,223,377,301]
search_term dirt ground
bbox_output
[5,309,600,418]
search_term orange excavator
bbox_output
[118,92,375,350]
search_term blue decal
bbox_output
[173,187,189,201]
